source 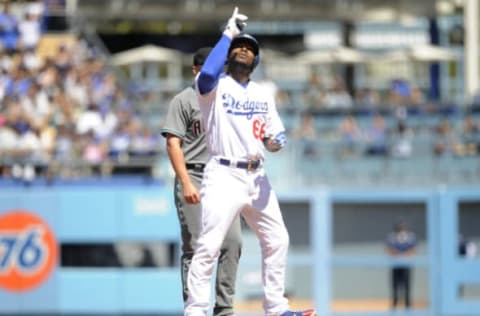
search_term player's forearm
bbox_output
[198,34,231,94]
[166,143,192,187]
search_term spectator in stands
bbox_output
[291,112,320,158]
[19,81,52,128]
[453,115,480,156]
[76,102,118,140]
[432,118,456,156]
[19,125,45,164]
[114,102,135,128]
[336,114,361,158]
[458,234,477,297]
[82,130,108,164]
[50,90,76,129]
[0,32,148,180]
[37,60,59,93]
[53,123,74,162]
[354,87,381,109]
[64,67,89,108]
[24,1,44,14]
[0,1,19,55]
[409,86,426,107]
[0,99,46,181]
[324,75,353,110]
[0,102,21,162]
[0,106,5,123]
[458,234,477,259]
[9,64,32,98]
[0,45,12,68]
[364,113,388,156]
[387,79,411,107]
[35,117,56,163]
[20,46,42,71]
[92,72,117,111]
[18,9,42,52]
[385,219,417,310]
[129,124,159,157]
[391,120,413,159]
[0,66,13,101]
[302,72,326,112]
[52,123,86,179]
[275,89,293,113]
[53,42,74,78]
[108,123,131,160]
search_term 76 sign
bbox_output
[0,211,57,292]
[0,227,46,272]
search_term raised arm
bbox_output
[197,7,248,95]
[197,35,230,95]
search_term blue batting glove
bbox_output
[273,132,287,147]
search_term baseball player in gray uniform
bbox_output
[161,47,242,316]
[184,7,316,316]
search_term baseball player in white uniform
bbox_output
[184,7,316,316]
[161,47,242,316]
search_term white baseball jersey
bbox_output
[196,73,285,160]
[186,34,293,316]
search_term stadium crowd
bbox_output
[0,1,162,182]
[277,73,480,161]
[0,1,479,184]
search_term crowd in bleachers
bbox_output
[291,73,430,113]
[0,1,163,183]
[329,111,480,159]
[275,73,480,162]
[0,1,479,185]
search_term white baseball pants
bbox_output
[184,159,290,316]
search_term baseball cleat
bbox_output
[280,309,316,316]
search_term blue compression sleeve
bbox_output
[197,34,232,95]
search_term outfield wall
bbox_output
[0,184,478,316]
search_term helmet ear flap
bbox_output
[252,55,260,69]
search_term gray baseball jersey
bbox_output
[160,84,242,316]
[161,85,207,166]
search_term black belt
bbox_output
[186,163,205,171]
[219,158,261,171]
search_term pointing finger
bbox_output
[236,13,248,21]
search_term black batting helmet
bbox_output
[228,33,260,69]
[193,47,212,66]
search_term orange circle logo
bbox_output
[0,210,57,292]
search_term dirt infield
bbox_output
[235,299,428,313]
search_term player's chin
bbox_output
[231,58,254,70]
[240,59,254,67]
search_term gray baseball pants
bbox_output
[174,174,242,316]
